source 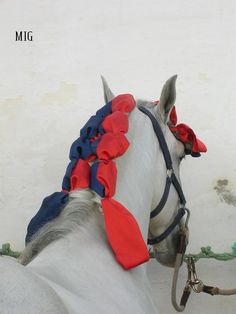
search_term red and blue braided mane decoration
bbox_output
[26,94,150,270]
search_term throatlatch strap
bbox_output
[148,207,186,245]
[150,177,172,219]
[172,173,186,206]
[150,173,186,219]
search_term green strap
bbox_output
[0,243,21,258]
[183,243,236,263]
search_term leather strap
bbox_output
[139,106,186,221]
[148,208,186,245]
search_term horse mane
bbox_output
[20,99,154,266]
[20,189,101,265]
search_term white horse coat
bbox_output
[0,76,184,314]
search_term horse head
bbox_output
[102,76,205,268]
[21,76,206,273]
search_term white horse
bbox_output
[0,76,186,314]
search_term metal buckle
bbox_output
[186,257,203,293]
[184,207,190,229]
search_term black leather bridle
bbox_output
[138,106,188,245]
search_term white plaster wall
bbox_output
[1,1,236,313]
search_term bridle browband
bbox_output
[138,106,188,245]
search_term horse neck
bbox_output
[113,108,160,239]
[26,108,159,270]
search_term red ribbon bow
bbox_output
[169,106,207,154]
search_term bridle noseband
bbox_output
[138,106,189,245]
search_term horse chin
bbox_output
[152,232,183,268]
[155,252,177,268]
[153,247,177,268]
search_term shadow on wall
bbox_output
[214,179,236,207]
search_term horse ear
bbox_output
[158,75,177,123]
[101,76,115,103]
